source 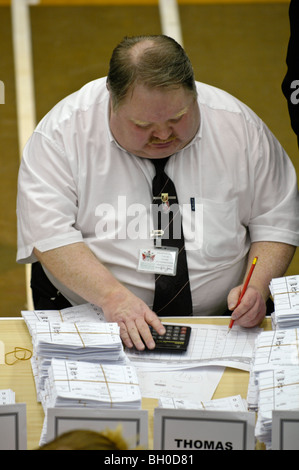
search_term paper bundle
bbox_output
[31,321,126,399]
[32,321,123,360]
[21,303,105,335]
[41,359,141,411]
[270,275,299,329]
[254,367,299,449]
[247,328,299,449]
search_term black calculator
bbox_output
[148,324,191,352]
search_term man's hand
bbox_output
[227,285,266,327]
[101,285,166,350]
[33,244,166,351]
[227,242,296,328]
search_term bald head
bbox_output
[107,35,197,110]
[128,39,156,63]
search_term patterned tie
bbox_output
[151,157,193,316]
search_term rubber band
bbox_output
[5,347,32,366]
[74,323,85,348]
[260,381,299,392]
[53,379,139,386]
[100,364,113,407]
[272,290,299,296]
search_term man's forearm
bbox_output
[244,241,296,300]
[33,242,124,308]
[33,242,165,350]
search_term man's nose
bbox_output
[152,124,173,141]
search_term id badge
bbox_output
[137,247,178,276]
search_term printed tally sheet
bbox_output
[127,323,261,372]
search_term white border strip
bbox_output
[11,0,36,155]
[158,0,183,46]
[11,0,35,310]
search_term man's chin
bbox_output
[141,141,181,158]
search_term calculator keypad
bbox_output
[148,324,191,352]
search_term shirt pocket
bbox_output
[199,197,246,260]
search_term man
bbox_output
[282,0,299,147]
[17,35,299,350]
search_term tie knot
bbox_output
[152,157,170,175]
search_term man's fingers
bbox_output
[118,321,134,349]
[231,288,266,327]
[119,320,149,351]
[227,286,242,312]
[145,312,166,336]
[135,318,156,350]
[119,314,165,351]
[108,300,166,351]
[123,310,166,350]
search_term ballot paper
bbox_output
[21,303,105,335]
[255,367,299,449]
[127,323,261,372]
[158,394,248,412]
[0,389,15,405]
[252,328,299,372]
[270,275,299,329]
[137,367,225,401]
[41,359,141,411]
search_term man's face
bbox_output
[109,83,200,159]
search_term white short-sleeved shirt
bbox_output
[17,78,299,315]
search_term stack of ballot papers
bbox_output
[32,321,124,361]
[41,359,141,410]
[254,367,299,449]
[247,328,299,449]
[38,359,142,447]
[30,321,126,399]
[270,275,299,329]
[21,303,105,335]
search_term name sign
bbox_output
[154,408,255,450]
[0,403,27,450]
[45,408,148,448]
[272,410,299,450]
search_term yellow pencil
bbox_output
[227,257,258,333]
